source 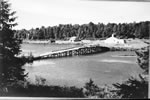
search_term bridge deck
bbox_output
[39,46,83,57]
[33,44,109,60]
[39,44,95,56]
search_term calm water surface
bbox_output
[22,43,142,87]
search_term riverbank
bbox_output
[23,40,51,44]
[23,39,92,45]
[98,39,149,50]
[23,39,149,50]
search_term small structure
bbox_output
[69,36,80,42]
[49,39,55,43]
[104,34,125,44]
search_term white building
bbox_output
[104,34,125,44]
[69,36,77,42]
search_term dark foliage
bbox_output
[113,75,148,99]
[0,0,27,96]
[5,84,84,97]
[83,79,100,97]
[135,47,149,74]
[14,21,150,40]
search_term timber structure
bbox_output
[33,45,110,61]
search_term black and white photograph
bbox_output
[0,0,149,99]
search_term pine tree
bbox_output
[84,79,100,97]
[0,0,26,94]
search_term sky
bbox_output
[9,0,150,30]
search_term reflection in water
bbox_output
[31,61,55,66]
[99,59,136,64]
[111,55,136,58]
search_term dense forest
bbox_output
[14,21,150,40]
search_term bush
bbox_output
[113,75,148,99]
[83,79,100,98]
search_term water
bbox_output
[21,43,142,87]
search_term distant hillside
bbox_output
[14,21,150,40]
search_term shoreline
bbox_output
[22,39,149,53]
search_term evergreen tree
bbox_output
[84,79,100,97]
[0,0,26,95]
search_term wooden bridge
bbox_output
[33,44,110,61]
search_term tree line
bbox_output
[14,21,150,40]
